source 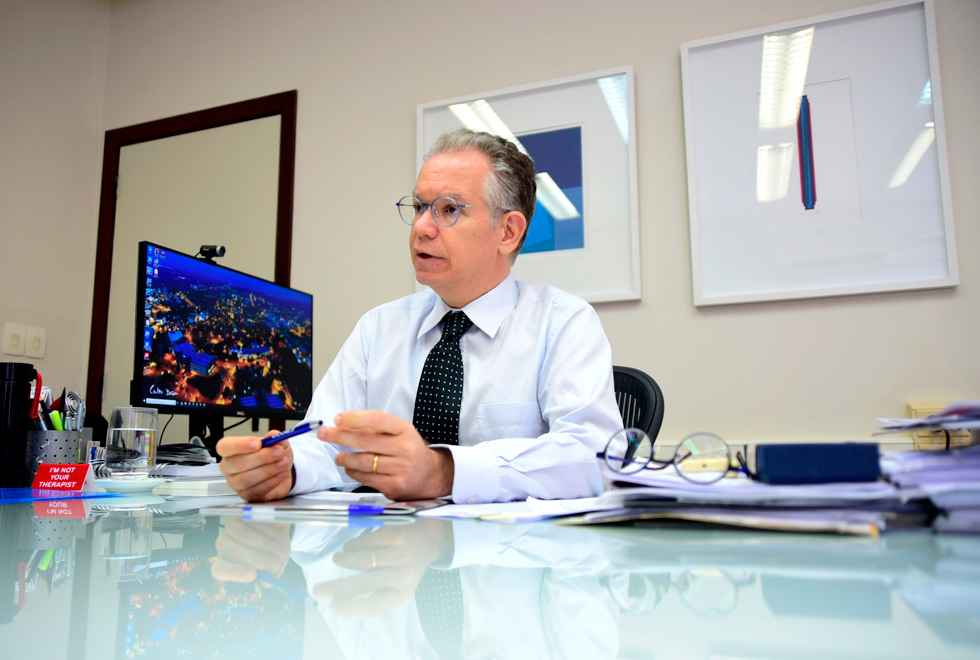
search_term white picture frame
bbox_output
[418,66,641,303]
[681,0,957,306]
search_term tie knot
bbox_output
[441,311,473,341]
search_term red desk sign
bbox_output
[33,499,91,518]
[32,464,95,492]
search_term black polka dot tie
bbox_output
[415,567,464,659]
[413,311,473,445]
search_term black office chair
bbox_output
[612,366,664,443]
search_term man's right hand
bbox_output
[217,432,294,502]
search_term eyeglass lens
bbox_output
[603,429,732,484]
[674,432,731,484]
[397,196,461,227]
[603,428,654,474]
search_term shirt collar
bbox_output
[418,273,518,340]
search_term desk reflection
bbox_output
[4,499,980,659]
[214,517,622,659]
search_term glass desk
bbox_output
[1,492,979,659]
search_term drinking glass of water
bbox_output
[105,407,158,479]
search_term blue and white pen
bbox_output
[262,420,323,447]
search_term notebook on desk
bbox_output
[153,477,234,497]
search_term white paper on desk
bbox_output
[289,486,374,502]
[415,496,612,522]
[882,446,980,475]
[568,506,885,535]
[603,467,898,506]
[150,462,222,478]
[915,483,980,510]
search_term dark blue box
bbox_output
[755,443,880,485]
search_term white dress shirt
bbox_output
[289,273,622,503]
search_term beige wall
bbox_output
[103,116,281,441]
[2,0,977,442]
[0,0,110,393]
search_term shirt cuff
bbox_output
[289,438,316,495]
[441,443,500,504]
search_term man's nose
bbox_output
[414,206,440,235]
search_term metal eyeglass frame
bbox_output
[396,195,507,228]
[596,428,755,485]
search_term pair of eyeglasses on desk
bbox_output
[597,428,754,484]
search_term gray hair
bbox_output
[425,128,537,256]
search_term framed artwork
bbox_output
[681,0,957,306]
[418,66,640,303]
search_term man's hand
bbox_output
[211,518,292,583]
[311,518,454,617]
[217,432,294,502]
[318,410,454,501]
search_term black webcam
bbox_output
[198,245,226,262]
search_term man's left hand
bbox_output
[318,410,454,501]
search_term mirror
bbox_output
[86,92,297,441]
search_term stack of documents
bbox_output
[603,468,900,506]
[882,445,980,533]
[878,401,980,433]
[585,467,922,535]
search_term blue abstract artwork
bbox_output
[520,127,584,254]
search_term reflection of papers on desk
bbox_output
[199,490,446,520]
[149,494,244,514]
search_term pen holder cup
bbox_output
[26,430,82,485]
[9,502,84,551]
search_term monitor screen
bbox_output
[133,241,313,420]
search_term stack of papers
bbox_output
[604,467,900,507]
[561,506,889,535]
[580,466,918,536]
[415,496,617,523]
[150,462,222,478]
[882,445,980,533]
[878,401,980,432]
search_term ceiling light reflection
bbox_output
[756,143,794,202]
[598,74,630,142]
[449,100,529,154]
[758,27,815,129]
[535,172,581,220]
[918,80,932,106]
[888,125,935,188]
[448,100,580,220]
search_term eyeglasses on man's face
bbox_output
[396,195,506,228]
[598,428,751,485]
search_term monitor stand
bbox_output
[188,413,224,459]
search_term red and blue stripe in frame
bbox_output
[797,95,817,210]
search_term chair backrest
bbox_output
[612,366,664,443]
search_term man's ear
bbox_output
[498,211,527,257]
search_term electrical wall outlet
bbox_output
[2,323,26,356]
[906,403,970,450]
[25,326,46,358]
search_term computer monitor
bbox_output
[132,241,313,450]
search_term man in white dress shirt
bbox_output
[218,128,621,503]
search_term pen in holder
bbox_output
[26,430,82,486]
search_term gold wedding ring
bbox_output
[372,453,379,474]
